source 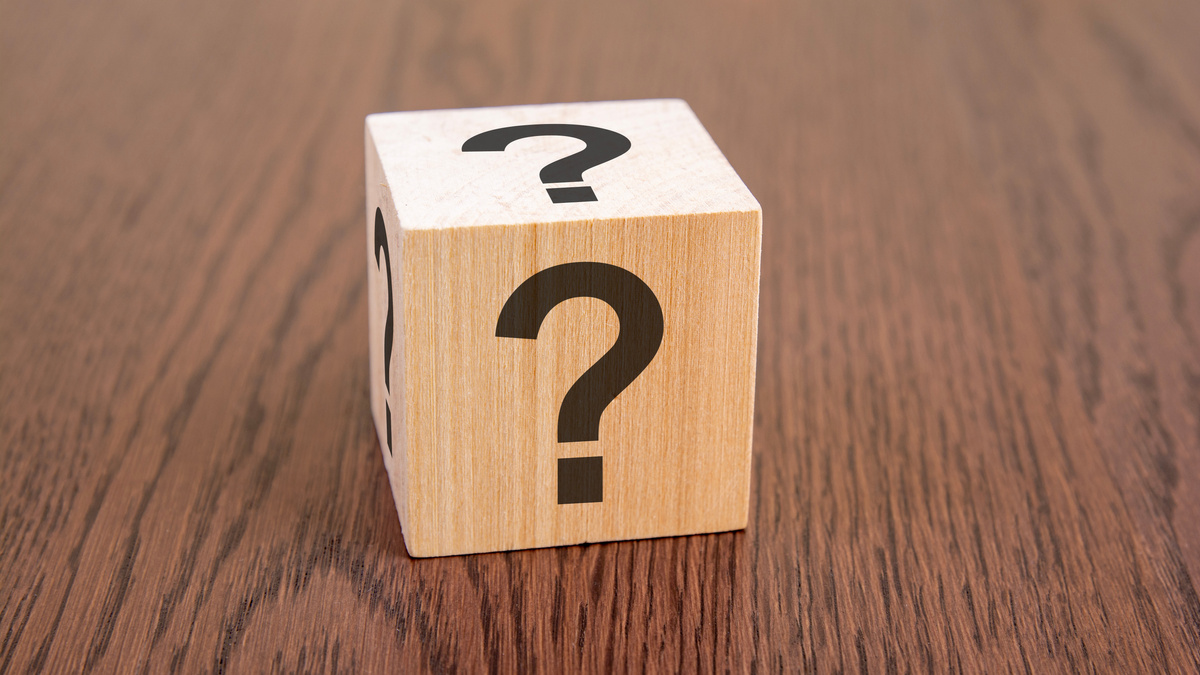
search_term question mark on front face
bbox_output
[496,262,664,504]
[374,208,394,455]
[462,124,631,203]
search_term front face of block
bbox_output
[366,100,761,557]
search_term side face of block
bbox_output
[366,100,761,557]
[365,138,409,539]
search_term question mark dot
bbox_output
[558,457,603,504]
[547,186,598,203]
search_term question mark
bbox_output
[462,124,632,203]
[496,262,664,504]
[374,207,394,455]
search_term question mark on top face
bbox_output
[374,208,395,455]
[462,124,632,203]
[496,262,664,504]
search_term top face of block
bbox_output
[366,99,759,229]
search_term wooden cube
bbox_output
[365,99,761,557]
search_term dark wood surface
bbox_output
[4,0,1200,671]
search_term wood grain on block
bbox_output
[366,100,762,557]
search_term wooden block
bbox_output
[365,99,761,557]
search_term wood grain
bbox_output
[367,100,761,556]
[2,0,1199,670]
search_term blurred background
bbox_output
[3,0,1200,671]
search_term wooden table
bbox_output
[3,0,1199,671]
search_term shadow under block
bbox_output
[365,99,761,557]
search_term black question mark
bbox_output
[462,124,631,203]
[496,262,664,504]
[374,208,394,455]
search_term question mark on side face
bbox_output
[462,124,631,203]
[374,208,395,455]
[496,262,664,504]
